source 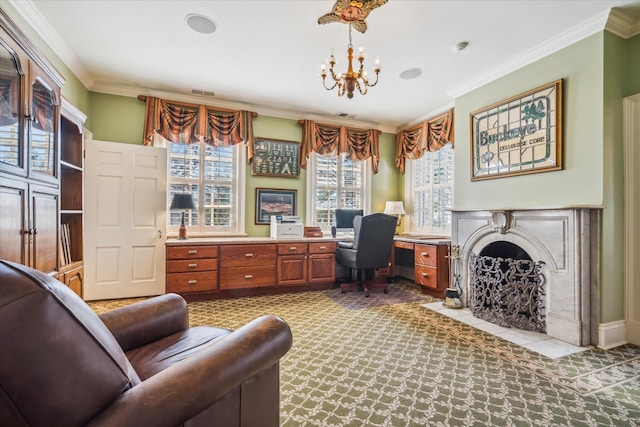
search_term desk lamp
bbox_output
[383,201,405,234]
[170,193,196,239]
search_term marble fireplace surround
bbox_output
[451,208,601,347]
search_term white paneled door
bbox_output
[624,93,640,346]
[84,139,167,300]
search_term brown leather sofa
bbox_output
[0,260,293,427]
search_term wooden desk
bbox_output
[391,236,451,298]
[166,236,341,300]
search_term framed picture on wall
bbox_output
[251,138,300,178]
[470,79,563,181]
[255,188,297,224]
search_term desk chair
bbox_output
[335,213,398,297]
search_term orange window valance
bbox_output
[299,119,381,174]
[142,96,257,158]
[395,108,454,174]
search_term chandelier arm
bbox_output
[322,77,340,91]
[355,79,368,96]
[366,72,380,88]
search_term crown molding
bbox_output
[447,10,611,100]
[6,0,95,88]
[606,8,640,38]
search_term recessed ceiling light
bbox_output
[185,14,217,34]
[399,68,422,80]
[452,41,469,52]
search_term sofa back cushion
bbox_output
[0,260,140,427]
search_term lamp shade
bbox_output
[169,193,195,210]
[383,201,405,215]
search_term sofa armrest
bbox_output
[99,293,189,352]
[86,315,293,427]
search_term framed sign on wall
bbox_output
[252,138,300,178]
[255,188,297,224]
[470,79,563,181]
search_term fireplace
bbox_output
[451,208,600,346]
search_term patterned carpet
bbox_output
[89,280,640,426]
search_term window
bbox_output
[306,151,371,229]
[404,143,454,235]
[168,139,245,235]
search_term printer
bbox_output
[270,215,304,238]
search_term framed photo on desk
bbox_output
[255,188,297,224]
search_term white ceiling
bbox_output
[8,0,640,133]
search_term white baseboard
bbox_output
[598,321,628,349]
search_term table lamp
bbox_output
[170,193,195,239]
[383,201,406,233]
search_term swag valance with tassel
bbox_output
[142,96,256,158]
[299,119,381,174]
[395,108,454,174]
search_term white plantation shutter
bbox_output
[307,152,370,228]
[168,140,244,234]
[405,143,454,234]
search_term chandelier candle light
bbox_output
[320,23,380,99]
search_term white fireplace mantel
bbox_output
[451,208,601,346]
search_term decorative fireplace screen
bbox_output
[469,253,546,333]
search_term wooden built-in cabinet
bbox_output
[0,10,64,278]
[166,245,218,294]
[414,243,450,297]
[166,239,337,299]
[220,244,277,290]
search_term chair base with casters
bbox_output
[340,268,389,297]
[335,213,398,298]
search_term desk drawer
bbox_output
[220,266,276,289]
[166,259,217,273]
[415,265,438,289]
[220,244,276,268]
[394,241,415,250]
[278,243,308,255]
[167,271,218,293]
[415,244,438,267]
[309,242,336,254]
[167,245,218,260]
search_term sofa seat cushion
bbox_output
[126,325,231,380]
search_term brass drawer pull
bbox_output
[188,250,198,255]
[188,263,197,268]
[245,274,253,279]
[188,280,198,285]
[421,252,429,257]
[319,246,326,249]
[245,253,253,257]
[421,272,429,277]
[289,247,297,251]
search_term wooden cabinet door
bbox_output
[308,253,335,284]
[27,63,59,185]
[0,177,28,264]
[0,30,27,178]
[30,184,59,274]
[278,255,307,285]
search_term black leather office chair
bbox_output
[335,213,397,297]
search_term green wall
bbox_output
[624,34,640,95]
[88,93,145,144]
[454,33,605,209]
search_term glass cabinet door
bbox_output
[0,39,23,173]
[29,76,57,178]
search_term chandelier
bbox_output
[320,23,381,99]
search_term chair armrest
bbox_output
[86,315,293,427]
[99,293,189,352]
